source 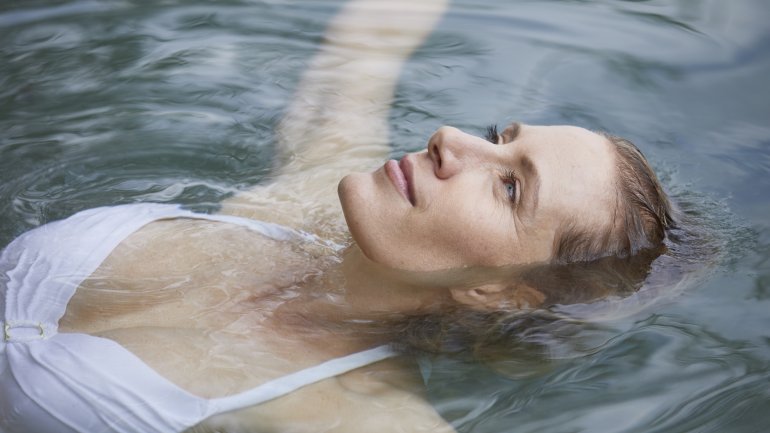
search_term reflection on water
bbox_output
[2,0,769,432]
[0,0,337,236]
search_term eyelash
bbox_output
[485,124,500,144]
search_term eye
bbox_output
[502,170,518,203]
[505,182,516,199]
[484,124,500,144]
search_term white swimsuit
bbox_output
[0,204,396,433]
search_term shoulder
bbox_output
[218,169,351,241]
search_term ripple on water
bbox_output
[1,0,770,432]
[422,313,769,433]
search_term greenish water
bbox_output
[2,0,769,432]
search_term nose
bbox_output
[428,126,494,179]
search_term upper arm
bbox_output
[273,0,450,177]
[220,0,449,221]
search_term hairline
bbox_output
[550,132,624,264]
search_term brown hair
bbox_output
[552,133,674,263]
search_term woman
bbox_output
[0,0,672,432]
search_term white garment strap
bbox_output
[208,344,398,415]
[173,210,319,244]
[172,208,343,252]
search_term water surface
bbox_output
[1,0,769,432]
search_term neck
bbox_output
[256,245,444,356]
[266,245,453,350]
[265,242,530,356]
[337,245,453,316]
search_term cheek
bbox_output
[421,194,516,266]
[340,175,520,269]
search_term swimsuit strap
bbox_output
[208,344,398,415]
[172,209,333,246]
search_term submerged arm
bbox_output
[220,0,448,226]
[274,0,450,175]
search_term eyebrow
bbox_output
[520,154,540,213]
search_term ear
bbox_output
[449,282,547,310]
[449,283,508,309]
[509,283,546,309]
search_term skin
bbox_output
[339,123,619,271]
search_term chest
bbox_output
[60,218,325,333]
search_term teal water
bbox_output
[2,0,769,432]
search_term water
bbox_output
[1,0,769,432]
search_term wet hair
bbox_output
[552,133,674,263]
[391,250,659,357]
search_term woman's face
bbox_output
[338,123,617,271]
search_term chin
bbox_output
[338,173,373,240]
[337,173,362,224]
[337,176,392,266]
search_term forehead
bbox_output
[516,124,617,223]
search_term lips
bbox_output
[385,156,415,205]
